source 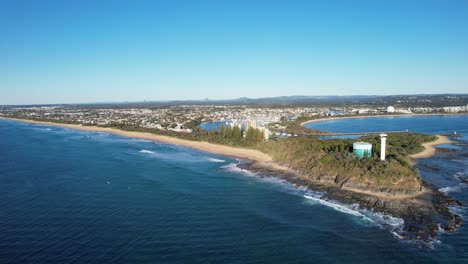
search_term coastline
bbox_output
[300,112,468,126]
[0,116,450,176]
[0,117,288,171]
[410,135,452,159]
[0,116,453,197]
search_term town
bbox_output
[1,94,467,138]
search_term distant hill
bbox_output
[2,94,467,108]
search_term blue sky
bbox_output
[1,0,467,104]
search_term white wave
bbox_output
[370,211,405,229]
[139,149,158,155]
[303,194,407,239]
[33,127,52,132]
[439,184,467,194]
[140,149,227,165]
[222,163,257,177]
[303,195,370,219]
[391,231,404,240]
[438,171,468,194]
[222,162,326,198]
[204,157,226,163]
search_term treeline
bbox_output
[217,125,264,144]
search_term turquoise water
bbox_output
[1,118,467,263]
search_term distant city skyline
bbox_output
[1,0,468,105]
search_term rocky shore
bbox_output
[242,160,464,247]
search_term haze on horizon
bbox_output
[1,0,468,105]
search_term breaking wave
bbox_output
[303,195,369,219]
[222,163,258,177]
[204,157,226,163]
[304,195,405,238]
[139,149,158,155]
[439,171,467,194]
[140,150,227,165]
[439,185,466,194]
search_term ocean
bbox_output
[1,116,467,263]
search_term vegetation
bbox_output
[359,133,437,156]
[257,133,436,194]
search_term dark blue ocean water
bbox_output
[1,118,467,263]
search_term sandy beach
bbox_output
[409,135,452,159]
[0,117,288,171]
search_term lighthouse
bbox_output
[380,134,387,161]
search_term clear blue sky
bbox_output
[1,0,468,104]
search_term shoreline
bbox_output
[0,116,449,198]
[409,135,452,159]
[300,112,468,126]
[0,117,288,171]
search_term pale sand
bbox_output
[0,117,288,171]
[300,113,468,126]
[410,135,452,159]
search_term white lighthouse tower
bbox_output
[380,134,387,161]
